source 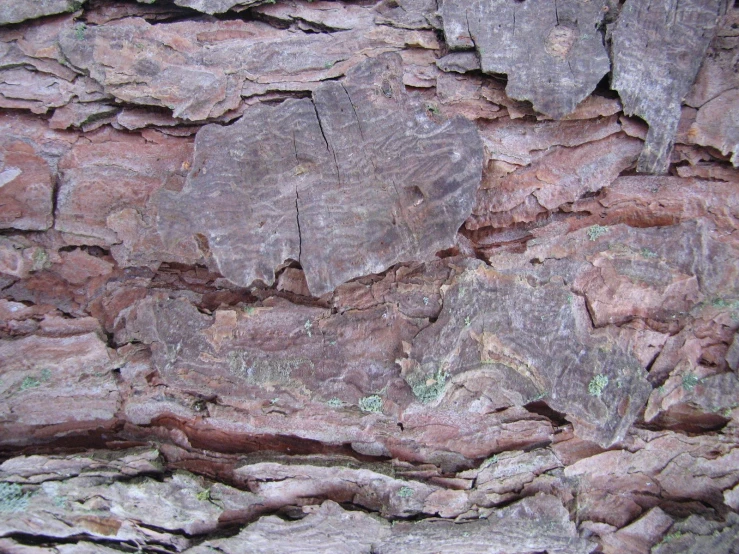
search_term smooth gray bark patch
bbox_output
[156,98,318,293]
[56,16,418,122]
[188,495,594,554]
[375,0,440,30]
[173,0,267,15]
[0,0,86,25]
[379,494,594,554]
[401,263,652,447]
[157,53,483,296]
[610,0,726,174]
[440,0,611,119]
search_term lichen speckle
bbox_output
[411,368,448,405]
[587,225,609,241]
[0,483,32,513]
[397,486,414,498]
[588,374,609,397]
[358,395,383,413]
[19,376,41,391]
[682,373,700,391]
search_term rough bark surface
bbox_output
[0,0,86,26]
[611,0,727,173]
[157,54,482,295]
[1,1,738,553]
[441,0,611,119]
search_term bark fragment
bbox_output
[610,0,726,173]
[440,0,611,119]
[158,54,483,295]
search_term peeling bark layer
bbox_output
[611,0,726,173]
[158,54,482,295]
[441,0,611,119]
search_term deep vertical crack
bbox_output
[295,185,302,263]
[465,9,474,45]
[313,101,342,186]
[340,83,365,142]
[292,130,302,263]
[50,166,61,231]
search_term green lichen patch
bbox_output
[74,23,87,41]
[31,248,50,271]
[587,224,609,241]
[0,482,32,513]
[588,374,609,397]
[358,395,383,413]
[659,531,686,545]
[640,247,658,258]
[411,368,448,404]
[19,376,41,391]
[682,373,700,391]
[397,486,414,498]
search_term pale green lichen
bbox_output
[659,531,686,544]
[397,486,414,498]
[587,225,609,241]
[530,391,547,402]
[358,395,383,413]
[411,368,448,404]
[640,247,658,258]
[682,373,700,391]
[711,298,739,321]
[588,374,609,397]
[74,23,87,40]
[31,248,50,271]
[19,376,41,391]
[326,398,343,408]
[0,482,32,513]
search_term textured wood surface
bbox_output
[0,0,85,25]
[402,263,652,447]
[1,1,738,552]
[158,54,483,295]
[441,0,611,119]
[611,0,726,173]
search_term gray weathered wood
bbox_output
[157,53,483,296]
[0,0,86,25]
[610,0,726,173]
[440,0,611,119]
[402,263,652,447]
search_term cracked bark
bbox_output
[1,1,738,553]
